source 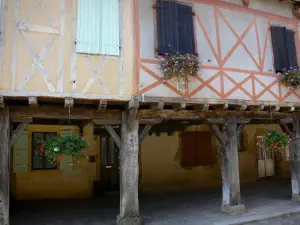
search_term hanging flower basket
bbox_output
[259,130,289,153]
[278,67,300,90]
[158,53,200,82]
[42,135,89,163]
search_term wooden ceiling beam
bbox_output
[0,96,5,108]
[28,97,39,107]
[64,97,74,108]
[97,99,107,112]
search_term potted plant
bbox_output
[158,53,200,83]
[278,67,300,90]
[259,130,289,153]
[41,135,89,163]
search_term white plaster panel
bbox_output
[227,89,251,100]
[243,26,260,64]
[226,72,250,83]
[219,8,254,37]
[258,92,277,102]
[139,0,155,59]
[210,75,221,91]
[250,0,293,19]
[223,76,235,93]
[285,93,300,103]
[224,45,259,71]
[140,68,158,90]
[189,78,202,93]
[198,69,220,81]
[192,86,221,99]
[194,4,218,66]
[144,84,181,97]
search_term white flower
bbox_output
[54,147,59,152]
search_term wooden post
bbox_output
[0,108,10,225]
[117,110,141,225]
[209,116,247,215]
[290,113,300,201]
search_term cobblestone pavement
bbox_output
[245,214,300,225]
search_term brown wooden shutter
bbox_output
[181,131,213,167]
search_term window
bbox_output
[76,0,119,55]
[271,26,298,72]
[156,1,195,55]
[32,132,57,170]
[181,131,213,167]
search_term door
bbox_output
[100,137,120,192]
[257,136,275,178]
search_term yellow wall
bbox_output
[12,124,100,200]
[141,124,291,193]
[0,0,134,99]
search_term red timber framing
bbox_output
[133,0,300,102]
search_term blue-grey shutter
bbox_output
[13,131,29,173]
[286,30,298,67]
[178,4,195,54]
[156,1,178,54]
[271,26,289,72]
[77,0,119,55]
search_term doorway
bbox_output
[100,137,120,192]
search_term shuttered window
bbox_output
[271,26,298,72]
[181,131,213,168]
[156,1,195,55]
[76,0,119,55]
[32,132,57,170]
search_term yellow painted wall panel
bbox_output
[141,124,291,193]
[12,125,100,200]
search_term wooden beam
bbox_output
[127,98,139,131]
[210,103,228,111]
[151,100,164,110]
[232,103,247,111]
[139,124,153,142]
[280,121,292,137]
[248,104,264,112]
[139,110,291,120]
[194,103,209,112]
[173,101,186,111]
[64,97,74,108]
[0,96,4,108]
[28,96,39,107]
[97,99,107,112]
[9,106,122,120]
[0,108,10,225]
[10,117,33,123]
[104,125,121,149]
[10,122,29,148]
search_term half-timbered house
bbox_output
[1,0,300,225]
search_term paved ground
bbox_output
[245,214,300,225]
[10,180,300,225]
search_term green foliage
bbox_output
[43,135,88,163]
[279,67,300,90]
[158,53,200,82]
[260,130,289,152]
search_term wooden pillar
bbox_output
[117,110,141,225]
[0,108,10,225]
[209,116,247,215]
[290,113,300,201]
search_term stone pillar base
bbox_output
[221,204,246,215]
[116,215,142,225]
[292,194,300,201]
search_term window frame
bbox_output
[28,127,61,172]
[153,0,198,56]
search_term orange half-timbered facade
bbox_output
[135,0,300,103]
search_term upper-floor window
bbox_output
[156,1,195,55]
[271,26,298,72]
[76,0,120,56]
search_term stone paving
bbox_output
[245,214,300,225]
[10,180,300,225]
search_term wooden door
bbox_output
[100,137,120,192]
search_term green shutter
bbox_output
[13,131,29,173]
[59,130,73,171]
[76,0,120,55]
